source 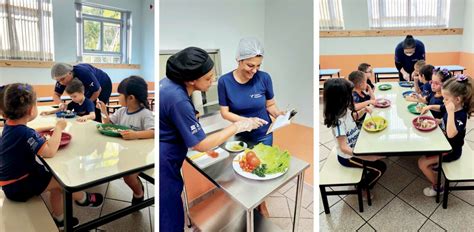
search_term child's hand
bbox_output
[120,130,138,140]
[59,103,67,111]
[445,101,455,113]
[55,119,67,131]
[436,119,442,125]
[40,111,50,116]
[420,106,431,115]
[364,106,373,114]
[76,116,88,122]
[96,101,107,112]
[369,99,377,105]
[412,72,419,82]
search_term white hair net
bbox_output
[236,37,264,61]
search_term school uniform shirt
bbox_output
[394,39,425,74]
[0,124,46,181]
[54,64,112,100]
[218,70,274,140]
[67,98,95,116]
[352,91,371,124]
[109,107,154,131]
[440,105,468,157]
[426,92,444,119]
[420,82,432,97]
[331,110,360,159]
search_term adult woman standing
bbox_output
[218,37,285,147]
[395,35,426,81]
[159,47,264,231]
[50,63,112,122]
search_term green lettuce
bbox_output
[251,143,291,174]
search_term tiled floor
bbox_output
[318,100,474,231]
[41,178,154,231]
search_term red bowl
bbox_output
[374,98,391,108]
[412,116,437,132]
[39,131,72,148]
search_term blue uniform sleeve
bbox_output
[263,73,275,100]
[352,92,361,103]
[217,78,228,106]
[76,68,100,93]
[26,128,46,154]
[454,111,467,135]
[55,82,65,95]
[85,99,95,113]
[171,101,206,148]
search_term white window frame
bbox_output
[75,1,132,63]
[368,0,451,29]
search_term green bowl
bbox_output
[378,84,392,91]
[96,124,131,137]
[407,103,427,115]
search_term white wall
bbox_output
[461,0,474,53]
[320,0,466,55]
[0,0,153,85]
[141,0,155,81]
[159,0,265,75]
[264,0,313,127]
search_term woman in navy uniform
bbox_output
[395,35,426,81]
[159,47,265,232]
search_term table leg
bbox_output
[337,72,340,78]
[292,172,305,232]
[246,208,254,232]
[436,153,442,203]
[375,73,379,83]
[64,189,74,231]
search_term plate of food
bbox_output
[399,81,414,88]
[232,143,290,180]
[187,148,229,169]
[56,110,76,118]
[407,103,427,115]
[374,98,391,108]
[378,84,392,91]
[96,124,131,137]
[363,116,388,132]
[413,116,437,132]
[224,141,248,153]
[402,90,416,98]
[38,131,72,148]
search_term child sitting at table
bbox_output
[323,78,386,200]
[348,71,376,127]
[97,76,154,205]
[418,74,473,197]
[0,83,104,228]
[40,78,96,122]
[408,64,434,100]
[357,63,375,89]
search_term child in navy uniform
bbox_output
[97,76,154,205]
[424,68,452,118]
[409,64,434,101]
[0,83,104,228]
[41,78,96,122]
[419,75,473,196]
[357,63,375,89]
[323,78,386,200]
[348,71,375,127]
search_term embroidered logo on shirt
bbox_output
[457,120,464,127]
[27,137,39,152]
[90,82,94,87]
[190,123,201,134]
[250,93,263,99]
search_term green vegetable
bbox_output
[251,143,291,174]
[252,164,267,177]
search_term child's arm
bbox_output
[445,102,458,138]
[37,120,67,158]
[353,106,371,120]
[77,112,96,122]
[96,101,111,124]
[420,105,441,114]
[336,136,384,161]
[120,129,154,140]
[40,108,61,116]
[354,100,375,111]
[413,75,422,94]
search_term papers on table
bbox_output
[266,109,297,134]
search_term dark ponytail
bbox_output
[118,76,150,110]
[402,35,416,49]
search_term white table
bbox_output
[32,106,155,231]
[374,65,466,82]
[353,83,451,202]
[319,69,341,80]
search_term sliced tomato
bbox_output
[206,150,218,158]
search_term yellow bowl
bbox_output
[363,116,388,132]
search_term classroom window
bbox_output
[319,0,345,30]
[368,0,450,28]
[0,0,54,61]
[76,3,131,64]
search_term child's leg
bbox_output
[363,160,387,189]
[123,173,144,197]
[44,178,98,216]
[418,156,439,185]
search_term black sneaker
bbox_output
[54,216,79,229]
[75,192,104,208]
[131,178,145,206]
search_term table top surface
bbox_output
[2,106,155,189]
[37,91,155,102]
[186,146,310,210]
[353,83,452,156]
[320,69,341,75]
[373,65,465,74]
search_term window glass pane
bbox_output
[82,5,121,19]
[83,55,121,63]
[84,20,101,50]
[103,22,121,52]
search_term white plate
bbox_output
[224,141,248,153]
[187,148,229,169]
[232,152,288,180]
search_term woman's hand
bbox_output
[234,118,263,133]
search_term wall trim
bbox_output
[320,28,463,38]
[0,60,140,69]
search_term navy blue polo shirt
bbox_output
[420,82,432,96]
[0,124,46,180]
[67,98,95,116]
[55,64,111,100]
[395,39,425,74]
[218,70,274,139]
[426,93,444,119]
[440,105,467,156]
